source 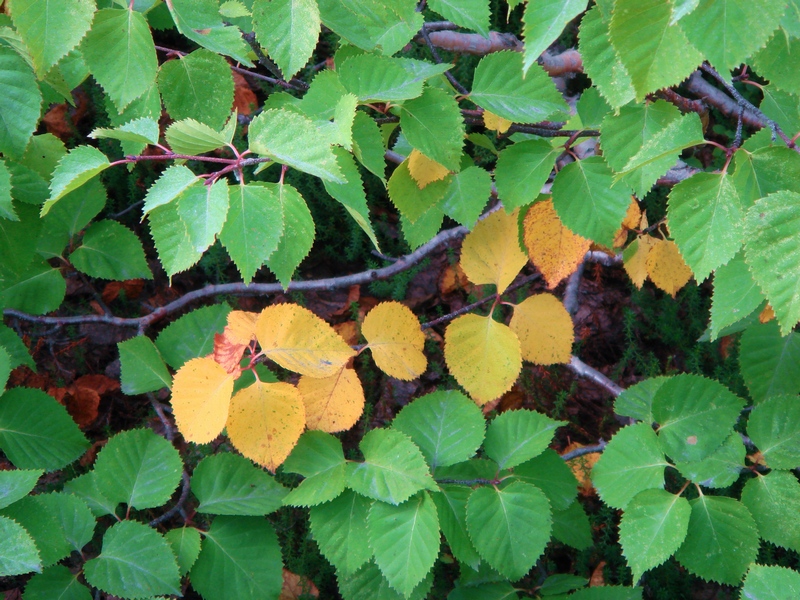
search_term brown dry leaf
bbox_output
[50,375,119,429]
[589,561,607,587]
[646,239,693,297]
[213,333,246,376]
[563,443,600,496]
[483,110,512,134]
[460,208,527,294]
[408,149,450,188]
[509,293,574,365]
[297,367,365,432]
[622,235,657,289]
[747,451,767,466]
[333,321,359,345]
[759,304,775,323]
[362,301,426,380]
[233,71,258,115]
[330,285,361,317]
[75,374,119,396]
[523,200,591,289]
[718,335,735,360]
[439,263,469,295]
[101,279,145,304]
[43,103,73,141]
[170,357,235,444]
[612,199,642,248]
[280,569,319,600]
[226,310,258,344]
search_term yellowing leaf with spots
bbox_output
[509,293,574,365]
[362,301,426,380]
[483,110,512,134]
[408,149,450,188]
[170,356,235,443]
[297,367,365,432]
[623,235,658,289]
[523,200,591,289]
[226,381,306,471]
[256,304,355,377]
[646,239,693,297]
[225,310,258,344]
[613,199,642,248]
[444,313,522,405]
[460,208,527,294]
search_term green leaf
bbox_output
[576,86,612,129]
[522,0,588,74]
[155,304,231,369]
[400,204,445,250]
[62,472,116,517]
[252,0,320,79]
[118,336,172,395]
[741,564,800,600]
[392,390,485,470]
[368,492,440,597]
[338,561,434,600]
[674,432,745,489]
[7,0,94,77]
[608,0,703,101]
[708,251,765,341]
[0,468,41,510]
[0,159,16,221]
[674,496,759,585]
[591,423,668,510]
[484,409,564,470]
[551,156,631,247]
[282,430,346,507]
[219,182,284,284]
[494,140,559,211]
[164,527,201,577]
[448,582,519,600]
[578,6,635,108]
[440,166,493,229]
[0,387,88,471]
[740,320,800,403]
[431,485,480,570]
[84,520,181,598]
[164,118,229,155]
[470,51,569,123]
[70,220,152,280]
[735,146,800,208]
[752,30,800,96]
[0,324,33,370]
[309,489,373,576]
[551,499,594,551]
[667,172,744,282]
[142,165,199,216]
[90,117,160,146]
[571,587,643,600]
[387,159,449,223]
[191,453,287,515]
[0,347,9,392]
[513,448,579,512]
[741,470,800,552]
[352,110,387,183]
[619,489,691,583]
[0,44,42,158]
[0,496,70,567]
[466,481,551,580]
[264,182,315,288]
[0,515,40,575]
[92,428,183,510]
[747,395,800,469]
[34,493,95,554]
[745,191,800,334]
[0,261,66,315]
[398,86,464,172]
[539,574,588,596]
[41,145,110,216]
[177,179,229,255]
[346,429,437,505]
[158,49,234,130]
[614,376,668,423]
[24,565,92,600]
[760,86,800,135]
[249,108,344,182]
[339,53,425,102]
[428,0,489,36]
[318,0,421,56]
[166,0,253,66]
[82,8,158,110]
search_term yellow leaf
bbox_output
[612,199,641,248]
[646,239,693,297]
[444,313,522,405]
[297,367,365,432]
[170,356,235,444]
[362,301,426,380]
[523,200,591,289]
[509,293,574,365]
[483,110,512,134]
[460,208,527,294]
[623,235,657,289]
[408,149,450,188]
[226,381,306,471]
[759,304,775,323]
[256,304,355,377]
[226,310,258,344]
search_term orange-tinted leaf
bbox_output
[226,381,306,471]
[509,293,574,365]
[623,235,657,289]
[439,263,469,295]
[233,71,258,115]
[444,313,522,405]
[460,208,527,294]
[333,321,359,345]
[256,304,355,377]
[523,199,591,289]
[171,356,235,444]
[408,148,450,188]
[483,110,512,134]
[213,333,247,376]
[613,199,642,248]
[226,310,258,344]
[759,304,776,323]
[280,569,319,600]
[297,367,364,432]
[362,301,426,380]
[646,239,693,297]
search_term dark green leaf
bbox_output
[309,489,373,576]
[0,45,42,158]
[192,453,287,515]
[24,565,91,600]
[513,448,578,511]
[70,220,152,280]
[164,527,201,576]
[155,304,231,369]
[0,496,71,567]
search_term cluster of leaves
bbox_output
[2,0,800,598]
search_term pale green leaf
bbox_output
[494,140,559,211]
[166,0,253,66]
[24,565,92,600]
[578,6,635,108]
[165,118,228,156]
[387,159,449,223]
[752,30,800,95]
[741,470,800,552]
[739,320,800,403]
[709,251,765,341]
[90,117,160,146]
[734,146,800,207]
[0,469,40,510]
[164,527,201,577]
[264,182,315,288]
[398,86,464,171]
[253,0,320,79]
[674,432,745,488]
[431,485,480,569]
[440,166,492,228]
[522,0,588,74]
[747,395,800,469]
[339,53,425,102]
[513,448,579,512]
[317,0,421,56]
[41,145,110,215]
[142,165,199,216]
[784,0,800,37]
[428,0,489,36]
[0,515,40,575]
[619,489,691,583]
[400,204,445,250]
[177,179,229,254]
[309,489,373,576]
[148,201,203,277]
[484,409,564,470]
[70,220,152,280]
[741,564,800,599]
[283,431,346,507]
[352,110,387,182]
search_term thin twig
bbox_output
[561,441,607,461]
[562,261,585,316]
[566,356,624,397]
[684,71,764,129]
[419,24,469,95]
